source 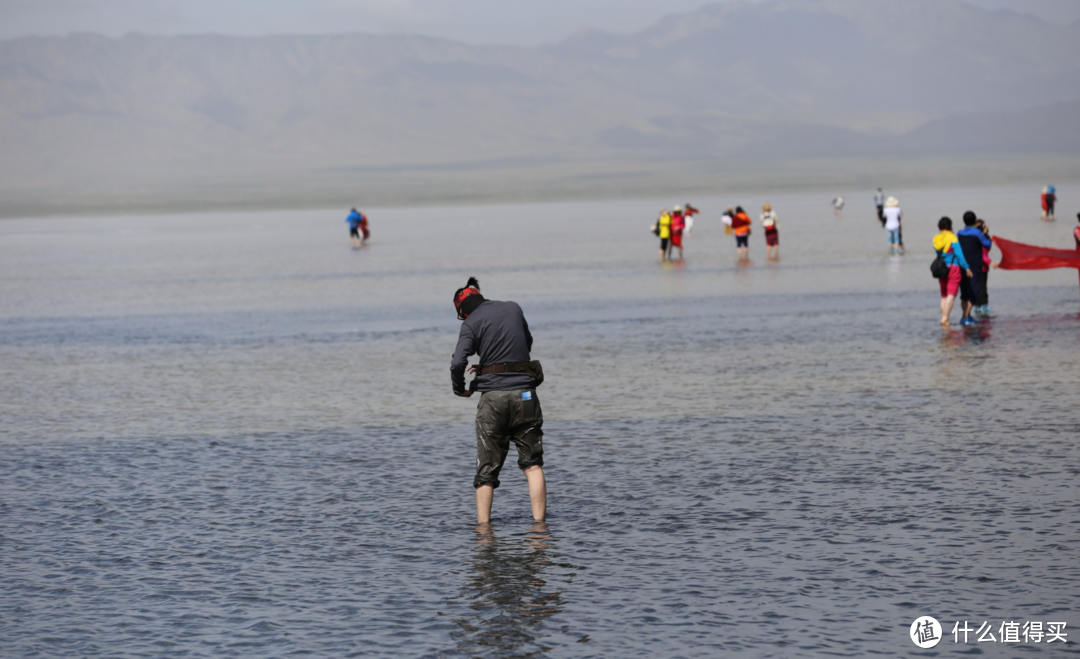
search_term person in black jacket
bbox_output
[451,277,546,524]
[957,211,992,325]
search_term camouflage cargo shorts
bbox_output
[473,389,544,489]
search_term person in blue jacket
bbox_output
[957,211,993,317]
[345,208,366,248]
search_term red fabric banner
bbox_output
[993,236,1080,270]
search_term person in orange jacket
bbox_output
[731,206,752,260]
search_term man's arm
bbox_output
[450,324,476,395]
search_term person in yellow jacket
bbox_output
[933,216,974,327]
[657,209,672,261]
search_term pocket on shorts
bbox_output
[517,389,535,418]
[519,389,544,427]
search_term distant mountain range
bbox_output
[1,0,1078,214]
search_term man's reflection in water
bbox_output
[939,320,994,355]
[934,321,994,389]
[452,522,565,657]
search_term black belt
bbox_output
[477,361,532,376]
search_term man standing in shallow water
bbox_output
[450,277,547,524]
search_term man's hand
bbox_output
[455,390,474,398]
[966,269,974,278]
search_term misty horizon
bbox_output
[1,0,1078,217]
[3,0,1080,47]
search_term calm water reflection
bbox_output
[453,523,569,658]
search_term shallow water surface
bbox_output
[2,187,1079,657]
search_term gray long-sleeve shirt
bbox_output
[450,299,536,393]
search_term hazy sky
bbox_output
[2,0,1078,45]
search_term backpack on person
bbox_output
[930,253,949,279]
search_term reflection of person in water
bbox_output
[452,523,566,656]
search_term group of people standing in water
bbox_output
[345,208,370,248]
[652,204,699,261]
[933,211,995,327]
[653,203,779,261]
[721,204,781,260]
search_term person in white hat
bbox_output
[883,197,903,254]
[761,203,779,259]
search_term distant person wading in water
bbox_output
[721,207,735,234]
[761,203,779,260]
[345,208,367,248]
[684,203,699,235]
[1041,186,1057,221]
[883,197,903,254]
[973,218,994,316]
[1075,213,1080,294]
[732,206,752,260]
[669,205,686,260]
[957,211,991,324]
[655,209,672,261]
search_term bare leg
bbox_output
[961,299,974,320]
[523,465,546,522]
[940,295,955,326]
[476,484,494,524]
[659,248,666,261]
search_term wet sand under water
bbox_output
[2,186,1079,657]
